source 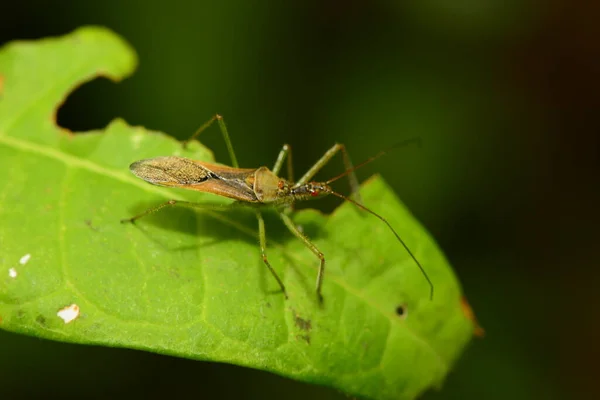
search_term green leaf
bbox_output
[0,27,475,400]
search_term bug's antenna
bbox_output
[325,188,434,300]
[326,137,421,185]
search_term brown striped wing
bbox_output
[129,156,260,202]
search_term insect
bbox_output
[121,114,433,302]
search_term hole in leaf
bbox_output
[56,77,126,133]
[395,305,407,319]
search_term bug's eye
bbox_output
[277,181,284,189]
[310,189,320,197]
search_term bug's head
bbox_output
[292,182,332,200]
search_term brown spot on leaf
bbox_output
[296,334,311,344]
[36,315,47,327]
[168,267,180,279]
[295,315,312,332]
[461,296,485,337]
[85,219,98,232]
[292,311,312,344]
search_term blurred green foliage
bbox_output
[2,1,598,399]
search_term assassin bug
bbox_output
[121,115,433,302]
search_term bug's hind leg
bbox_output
[120,200,234,224]
[182,114,240,168]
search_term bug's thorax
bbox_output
[252,167,293,203]
[250,167,331,204]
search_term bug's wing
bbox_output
[129,156,259,202]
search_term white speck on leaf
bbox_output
[8,268,17,278]
[57,304,80,323]
[132,132,144,149]
[19,253,31,265]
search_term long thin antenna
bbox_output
[326,137,421,185]
[326,188,434,300]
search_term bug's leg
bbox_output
[256,210,288,298]
[182,114,240,168]
[121,200,234,224]
[296,143,362,204]
[279,212,325,303]
[271,144,294,182]
[182,115,218,149]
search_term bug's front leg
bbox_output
[296,143,362,205]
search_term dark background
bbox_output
[2,1,598,399]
